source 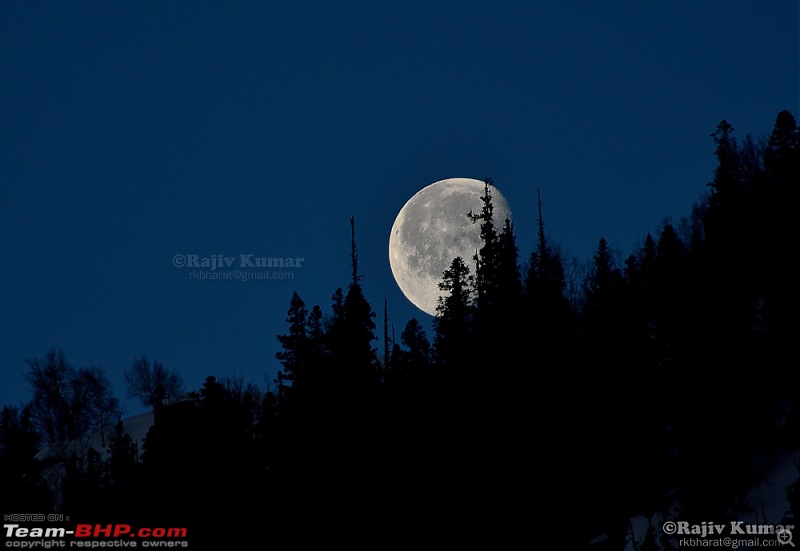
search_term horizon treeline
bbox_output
[1,110,798,549]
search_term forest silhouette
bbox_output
[1,110,798,549]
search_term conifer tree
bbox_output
[520,192,581,530]
[433,256,473,371]
[576,237,638,543]
[400,318,432,370]
[469,178,501,316]
[103,420,141,511]
[524,189,574,360]
[762,110,797,392]
[467,179,523,401]
[275,291,310,394]
[496,217,523,312]
[385,317,433,416]
[327,216,379,391]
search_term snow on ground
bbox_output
[625,448,800,550]
[35,411,155,462]
[116,410,155,455]
[34,408,800,550]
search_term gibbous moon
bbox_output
[389,177,512,316]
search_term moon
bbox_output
[389,177,512,317]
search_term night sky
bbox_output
[1,1,797,416]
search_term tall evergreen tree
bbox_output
[386,317,433,402]
[520,191,582,538]
[468,179,496,309]
[524,189,574,362]
[275,291,310,395]
[326,217,379,392]
[383,298,390,380]
[660,120,785,524]
[708,120,741,202]
[468,179,523,410]
[496,216,523,312]
[102,420,142,512]
[62,447,104,513]
[433,256,474,372]
[762,111,798,427]
[400,318,432,370]
[576,237,639,546]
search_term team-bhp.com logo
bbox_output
[662,520,795,547]
[5,523,189,547]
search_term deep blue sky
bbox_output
[1,1,797,416]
